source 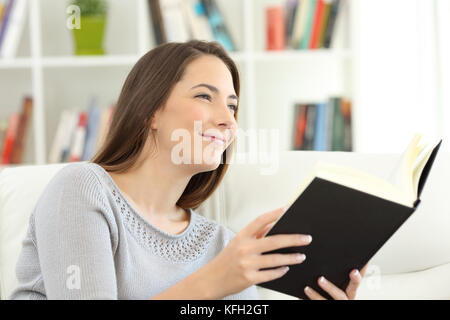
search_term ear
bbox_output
[149,111,159,130]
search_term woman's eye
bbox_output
[228,105,237,112]
[196,94,211,101]
[196,94,237,112]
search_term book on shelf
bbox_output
[49,101,115,164]
[0,95,33,165]
[292,97,352,151]
[259,133,443,300]
[148,0,234,51]
[0,0,28,59]
[266,5,286,51]
[280,0,344,51]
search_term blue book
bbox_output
[201,0,235,51]
[313,102,327,151]
[0,0,15,51]
[82,97,101,161]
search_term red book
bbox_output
[11,96,33,164]
[294,104,308,149]
[1,113,20,165]
[266,6,286,51]
[69,112,88,162]
[309,0,326,49]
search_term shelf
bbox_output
[41,55,141,68]
[0,50,351,69]
[0,58,33,69]
[251,49,353,62]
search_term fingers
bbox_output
[360,264,369,277]
[317,276,348,300]
[255,266,291,284]
[241,207,286,238]
[256,252,306,269]
[255,234,312,253]
[304,286,326,300]
[255,222,275,239]
[345,269,363,299]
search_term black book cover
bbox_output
[323,0,340,48]
[258,140,442,299]
[148,0,167,45]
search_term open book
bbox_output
[259,133,442,299]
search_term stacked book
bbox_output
[0,0,28,58]
[292,96,352,151]
[148,0,235,51]
[48,98,115,164]
[0,96,33,165]
[267,0,344,51]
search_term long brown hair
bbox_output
[90,40,240,210]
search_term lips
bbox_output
[201,132,226,144]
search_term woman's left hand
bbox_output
[304,265,368,300]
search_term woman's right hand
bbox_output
[204,206,312,299]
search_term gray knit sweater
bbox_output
[8,162,259,300]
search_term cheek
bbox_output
[183,104,209,126]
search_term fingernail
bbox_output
[306,235,312,243]
[304,286,310,292]
[296,254,306,262]
[319,276,326,284]
[353,270,360,277]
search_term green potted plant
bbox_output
[71,0,108,55]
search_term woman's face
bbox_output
[150,54,239,171]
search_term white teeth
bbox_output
[201,133,224,144]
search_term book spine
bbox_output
[0,0,27,58]
[0,0,7,25]
[201,0,235,51]
[325,97,334,150]
[49,110,70,163]
[69,112,88,162]
[341,98,352,151]
[0,118,7,156]
[299,0,316,50]
[303,104,316,150]
[318,0,332,48]
[331,97,345,151]
[285,0,298,49]
[266,5,285,51]
[82,98,101,161]
[290,0,310,49]
[160,0,190,42]
[148,0,167,45]
[1,113,19,165]
[309,0,325,49]
[323,0,340,49]
[293,103,308,150]
[10,96,32,164]
[313,102,327,150]
[61,110,79,163]
[0,0,14,51]
[182,0,214,41]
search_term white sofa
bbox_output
[1,150,450,300]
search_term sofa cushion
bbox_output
[0,163,70,299]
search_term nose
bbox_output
[214,102,238,141]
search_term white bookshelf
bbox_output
[0,0,355,165]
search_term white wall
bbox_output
[352,0,443,153]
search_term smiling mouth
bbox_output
[200,132,225,144]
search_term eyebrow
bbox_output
[190,83,238,101]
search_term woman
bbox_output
[9,40,364,300]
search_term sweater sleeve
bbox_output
[32,164,118,299]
